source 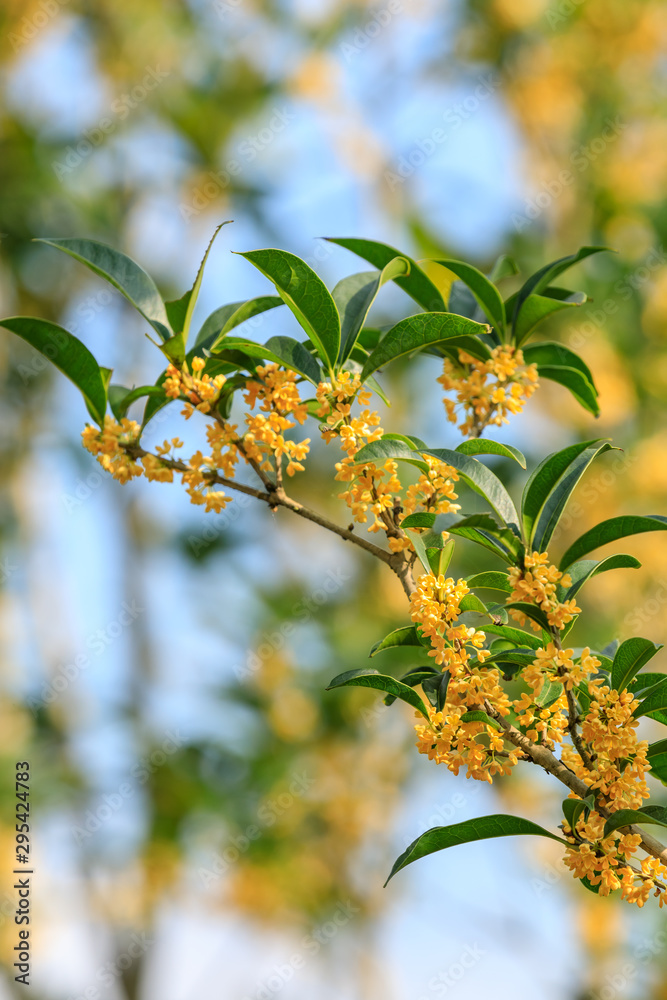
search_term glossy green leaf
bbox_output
[489,254,519,282]
[509,288,587,345]
[1,316,107,424]
[458,594,488,614]
[326,668,430,719]
[425,258,506,335]
[384,667,440,706]
[361,312,491,381]
[535,680,564,708]
[466,571,511,593]
[505,602,552,632]
[38,237,171,342]
[521,439,612,551]
[510,247,610,338]
[212,335,321,384]
[165,222,230,346]
[560,516,667,570]
[562,555,641,600]
[195,296,284,349]
[611,638,662,692]
[385,814,566,884]
[455,439,526,468]
[326,237,447,312]
[522,341,595,386]
[602,806,667,839]
[633,677,667,719]
[333,257,410,362]
[425,449,519,528]
[108,384,165,421]
[235,249,340,370]
[647,740,667,784]
[459,710,501,730]
[562,796,594,832]
[536,365,600,417]
[369,626,425,657]
[483,624,543,648]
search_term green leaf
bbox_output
[385,815,566,884]
[455,439,526,468]
[234,249,340,370]
[466,571,511,593]
[459,594,488,614]
[434,513,523,564]
[369,626,425,657]
[361,312,491,381]
[510,247,610,341]
[629,673,666,695]
[562,555,641,600]
[562,796,593,831]
[164,222,230,346]
[326,668,430,719]
[424,449,519,529]
[326,237,447,312]
[560,516,667,570]
[535,680,564,708]
[611,638,662,692]
[196,296,284,349]
[536,365,600,417]
[333,257,410,362]
[522,341,595,387]
[647,740,667,784]
[489,254,519,282]
[521,439,613,551]
[108,384,165,421]
[384,667,440,706]
[602,807,667,839]
[482,624,543,649]
[633,677,667,719]
[508,288,587,345]
[37,237,171,342]
[505,602,552,632]
[212,336,321,385]
[1,316,107,424]
[425,258,506,335]
[459,710,501,730]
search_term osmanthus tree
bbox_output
[5,228,667,907]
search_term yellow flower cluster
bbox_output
[164,355,227,418]
[316,372,459,551]
[81,417,143,483]
[82,363,312,512]
[556,674,662,905]
[410,571,519,781]
[438,346,539,436]
[509,551,581,631]
[242,365,310,477]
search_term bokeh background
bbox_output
[1,0,667,997]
